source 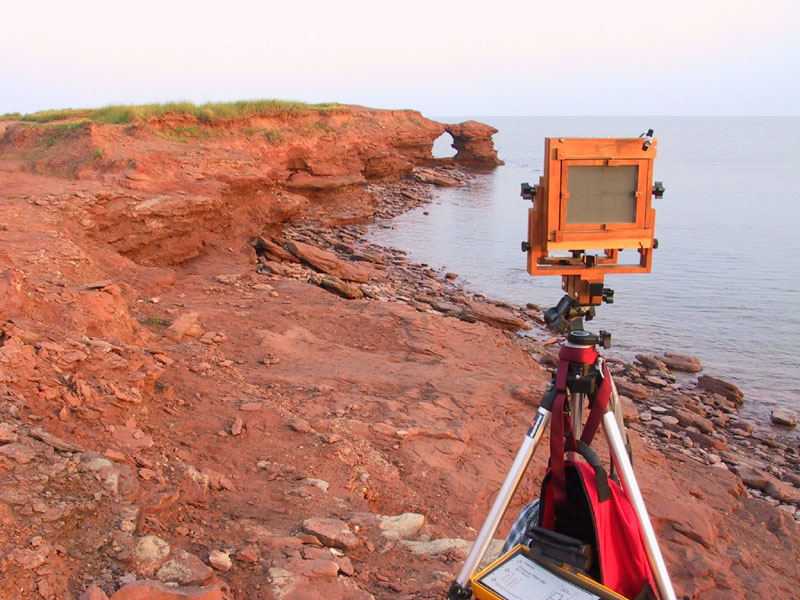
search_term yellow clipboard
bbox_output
[471,545,629,600]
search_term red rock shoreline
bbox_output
[276,180,800,520]
[0,109,798,599]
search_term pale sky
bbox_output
[2,0,798,116]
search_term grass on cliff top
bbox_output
[8,100,346,125]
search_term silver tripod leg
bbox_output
[569,392,584,462]
[603,409,677,600]
[451,405,551,595]
[608,373,628,446]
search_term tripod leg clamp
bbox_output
[448,581,473,600]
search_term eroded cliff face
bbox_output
[0,108,500,266]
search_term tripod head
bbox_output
[543,271,614,338]
[544,295,612,347]
[545,294,596,332]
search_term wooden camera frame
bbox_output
[524,136,658,304]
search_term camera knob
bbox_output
[520,182,536,200]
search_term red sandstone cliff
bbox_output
[0,108,496,266]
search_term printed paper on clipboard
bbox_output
[477,553,600,600]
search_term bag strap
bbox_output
[575,440,612,502]
[549,391,570,507]
[579,360,612,447]
[549,345,613,507]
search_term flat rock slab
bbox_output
[698,375,744,405]
[671,408,715,434]
[414,168,459,187]
[614,379,650,400]
[286,240,378,283]
[133,535,171,576]
[166,312,201,340]
[81,279,114,290]
[268,567,375,600]
[255,236,299,262]
[431,301,461,315]
[208,550,231,572]
[80,586,109,600]
[156,548,214,585]
[663,352,703,372]
[682,429,729,451]
[636,354,668,372]
[765,478,800,504]
[618,395,640,423]
[400,538,505,567]
[302,517,358,550]
[285,172,367,191]
[460,300,529,331]
[771,408,798,427]
[310,273,364,299]
[29,427,85,452]
[108,580,224,600]
[377,513,425,541]
[0,443,37,464]
[0,423,18,444]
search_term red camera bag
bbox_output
[537,367,657,600]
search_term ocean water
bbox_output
[369,117,800,425]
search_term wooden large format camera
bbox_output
[522,135,662,306]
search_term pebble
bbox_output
[303,478,330,492]
[0,443,37,464]
[771,408,798,427]
[208,550,232,571]
[0,422,19,443]
[138,468,157,480]
[289,418,312,433]
[302,517,358,550]
[237,545,260,564]
[157,548,214,585]
[134,535,171,575]
[378,513,426,541]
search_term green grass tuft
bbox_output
[22,108,91,123]
[311,120,334,134]
[17,100,347,125]
[38,120,91,148]
[153,125,215,142]
[263,128,286,145]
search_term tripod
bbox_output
[448,300,677,600]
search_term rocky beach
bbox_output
[0,104,798,600]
